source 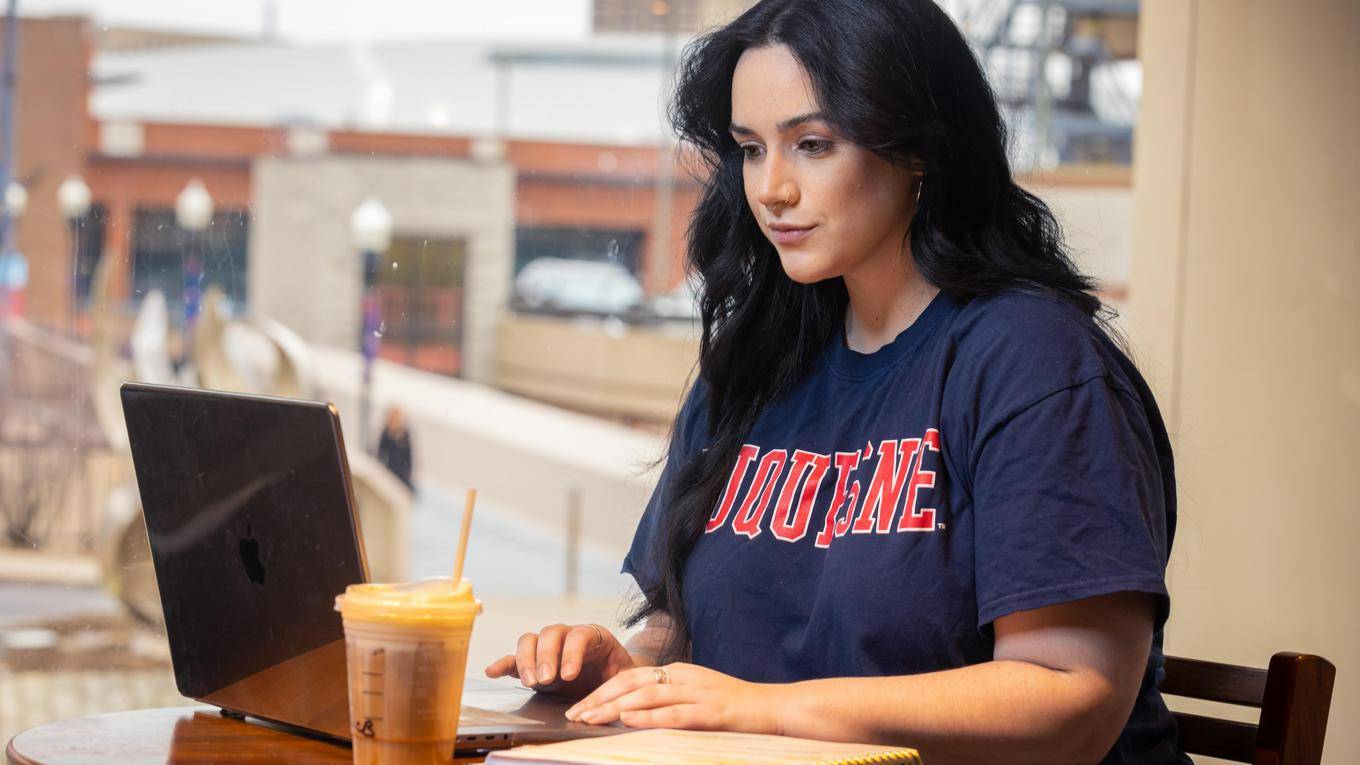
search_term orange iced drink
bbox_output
[335,577,482,765]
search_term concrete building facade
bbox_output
[250,155,516,384]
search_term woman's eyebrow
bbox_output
[729,111,828,136]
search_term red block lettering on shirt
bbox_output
[814,451,863,549]
[835,481,861,538]
[771,450,831,543]
[706,444,759,533]
[852,438,921,534]
[898,428,941,532]
[731,449,788,539]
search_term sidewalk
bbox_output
[0,549,101,589]
[409,485,635,599]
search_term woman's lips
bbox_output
[769,225,815,246]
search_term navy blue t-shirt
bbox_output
[623,289,1189,764]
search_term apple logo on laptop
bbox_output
[239,523,266,585]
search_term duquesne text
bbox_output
[704,428,942,547]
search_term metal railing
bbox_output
[0,319,121,555]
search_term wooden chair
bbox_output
[1160,652,1335,764]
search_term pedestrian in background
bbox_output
[376,406,414,491]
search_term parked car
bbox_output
[513,257,645,316]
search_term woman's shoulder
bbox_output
[952,288,1103,345]
[932,290,1168,482]
[941,287,1136,405]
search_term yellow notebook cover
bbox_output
[484,728,922,764]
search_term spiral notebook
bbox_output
[483,728,922,764]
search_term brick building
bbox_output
[0,17,90,332]
[2,16,702,383]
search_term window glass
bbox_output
[0,0,1142,746]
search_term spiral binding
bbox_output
[824,750,921,764]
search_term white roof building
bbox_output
[91,34,689,145]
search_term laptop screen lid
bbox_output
[121,382,366,739]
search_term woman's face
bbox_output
[730,44,920,284]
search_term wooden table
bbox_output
[5,706,492,764]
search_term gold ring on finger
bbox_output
[652,666,670,685]
[588,624,604,650]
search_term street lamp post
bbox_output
[57,175,91,335]
[349,196,393,452]
[54,175,92,527]
[4,180,25,220]
[0,179,23,410]
[175,179,213,367]
[0,180,25,322]
[0,0,20,327]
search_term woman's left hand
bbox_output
[563,662,784,734]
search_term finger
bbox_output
[566,666,649,717]
[619,704,710,730]
[483,655,520,678]
[534,624,571,685]
[566,665,661,720]
[515,632,540,686]
[559,624,605,682]
[578,683,686,725]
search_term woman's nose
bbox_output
[756,160,799,211]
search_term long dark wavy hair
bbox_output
[624,0,1110,664]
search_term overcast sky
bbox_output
[18,0,595,42]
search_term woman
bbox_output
[486,1,1188,762]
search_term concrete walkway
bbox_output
[312,344,667,555]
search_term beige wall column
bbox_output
[250,155,515,386]
[1129,1,1359,762]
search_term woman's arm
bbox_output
[779,592,1154,764]
[622,612,673,667]
[566,591,1155,765]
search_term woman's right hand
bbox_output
[483,623,638,698]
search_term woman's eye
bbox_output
[740,144,763,161]
[799,139,831,155]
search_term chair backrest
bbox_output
[1160,652,1336,765]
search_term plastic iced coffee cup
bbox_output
[335,577,482,765]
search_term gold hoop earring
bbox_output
[914,174,924,206]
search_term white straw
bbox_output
[454,488,476,583]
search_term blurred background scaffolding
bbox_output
[0,1,1355,762]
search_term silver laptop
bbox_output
[120,382,617,752]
